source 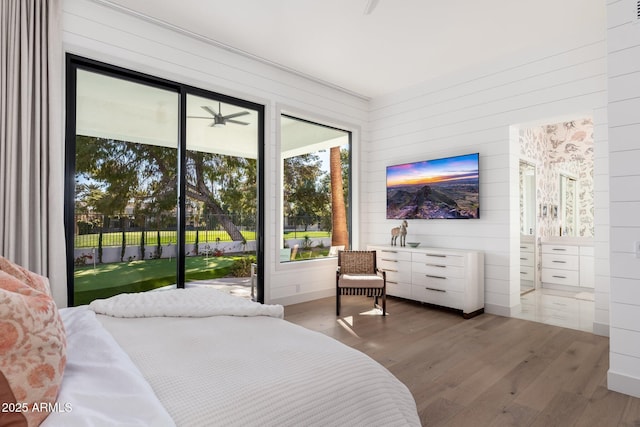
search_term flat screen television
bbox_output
[386,153,479,219]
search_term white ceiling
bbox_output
[104,0,605,99]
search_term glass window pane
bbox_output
[73,70,179,305]
[280,116,350,262]
[184,94,259,296]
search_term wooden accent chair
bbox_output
[336,250,386,316]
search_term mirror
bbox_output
[519,160,537,294]
[519,161,536,235]
[559,172,577,236]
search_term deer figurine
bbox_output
[391,220,408,246]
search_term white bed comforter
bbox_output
[49,288,420,426]
[89,287,284,319]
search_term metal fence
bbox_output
[74,213,255,248]
[74,213,333,248]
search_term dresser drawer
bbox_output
[542,268,579,286]
[520,243,535,253]
[378,257,410,271]
[411,271,466,292]
[519,253,535,267]
[412,252,465,267]
[379,265,412,284]
[376,248,412,262]
[542,244,579,256]
[386,281,412,299]
[411,285,464,309]
[542,254,578,270]
[520,266,534,280]
[412,261,465,279]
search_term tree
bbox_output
[75,136,256,242]
[283,153,327,226]
[330,146,349,249]
[185,151,254,241]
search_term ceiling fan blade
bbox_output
[226,119,250,126]
[201,105,218,117]
[222,111,250,120]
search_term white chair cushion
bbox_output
[338,274,384,288]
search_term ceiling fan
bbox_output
[188,102,250,127]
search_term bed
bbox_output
[15,285,421,426]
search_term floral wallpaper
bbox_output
[519,117,594,239]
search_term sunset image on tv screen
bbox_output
[386,153,479,219]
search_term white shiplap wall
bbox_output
[61,0,369,305]
[607,0,640,398]
[364,37,608,317]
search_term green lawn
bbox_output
[283,230,329,238]
[73,256,238,305]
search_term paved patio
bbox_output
[186,277,253,299]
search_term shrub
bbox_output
[120,229,126,262]
[228,256,256,277]
[156,230,162,259]
[77,221,93,235]
[140,229,146,260]
[97,231,103,263]
[302,235,313,250]
[74,253,93,266]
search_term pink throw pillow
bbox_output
[0,258,66,427]
[0,257,51,295]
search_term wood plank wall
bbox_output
[607,0,640,398]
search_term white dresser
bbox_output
[368,245,484,318]
[541,241,594,290]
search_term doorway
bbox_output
[512,116,595,332]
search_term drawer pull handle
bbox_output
[552,260,566,264]
[425,274,446,280]
[552,248,567,251]
[425,264,446,268]
[520,246,527,249]
[381,250,398,253]
[383,268,398,272]
[381,258,398,262]
[426,253,446,258]
[520,271,527,275]
[552,275,567,279]
[387,280,398,285]
[520,257,527,260]
[425,287,446,293]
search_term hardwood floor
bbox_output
[284,295,640,426]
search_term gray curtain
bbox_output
[0,0,66,306]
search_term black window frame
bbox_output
[64,54,265,305]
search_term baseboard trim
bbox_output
[593,321,610,337]
[271,288,335,306]
[485,303,518,317]
[608,370,640,398]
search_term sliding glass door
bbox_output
[183,94,259,294]
[66,56,264,306]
